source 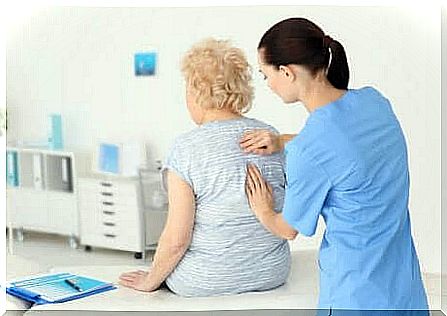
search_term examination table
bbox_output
[7,251,319,315]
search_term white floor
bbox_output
[5,231,446,311]
[6,231,151,279]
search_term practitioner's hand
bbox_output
[245,164,275,220]
[240,130,281,155]
[118,270,158,292]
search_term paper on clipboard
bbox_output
[7,272,115,303]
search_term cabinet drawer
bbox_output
[79,191,138,207]
[78,194,138,210]
[83,231,143,252]
[99,208,140,225]
[101,222,119,236]
[78,187,137,200]
[99,232,142,252]
[97,202,139,216]
[96,181,137,196]
[99,211,118,225]
[100,220,142,235]
[101,220,118,229]
[97,188,137,201]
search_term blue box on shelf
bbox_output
[6,151,19,187]
[48,114,63,150]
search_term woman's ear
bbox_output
[278,65,295,82]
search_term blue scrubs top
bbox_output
[282,87,428,311]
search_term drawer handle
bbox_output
[103,222,116,226]
[104,234,116,238]
[102,201,114,206]
[103,211,115,215]
[100,182,112,187]
[101,192,113,197]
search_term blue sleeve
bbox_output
[161,139,193,191]
[282,145,332,237]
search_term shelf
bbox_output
[6,147,80,237]
[46,155,74,193]
[18,152,44,190]
[6,147,76,194]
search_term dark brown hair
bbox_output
[258,18,349,89]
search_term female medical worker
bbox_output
[241,17,429,313]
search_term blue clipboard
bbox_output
[6,273,117,305]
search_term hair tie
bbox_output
[323,35,334,48]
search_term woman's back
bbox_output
[163,117,291,297]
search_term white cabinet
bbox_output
[47,192,78,235]
[78,177,146,256]
[6,146,168,257]
[6,147,79,246]
[11,189,48,229]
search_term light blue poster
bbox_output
[134,52,157,76]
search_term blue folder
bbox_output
[6,150,19,187]
[6,272,117,305]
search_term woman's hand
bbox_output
[118,270,159,292]
[245,164,298,240]
[240,130,282,155]
[245,164,275,220]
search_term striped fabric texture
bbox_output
[162,116,291,297]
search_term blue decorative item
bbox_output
[48,114,63,150]
[98,143,120,174]
[134,52,157,76]
[6,151,19,187]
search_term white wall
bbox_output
[441,5,447,313]
[6,6,441,274]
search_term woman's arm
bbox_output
[245,164,298,240]
[118,171,195,291]
[240,130,296,155]
[147,170,195,285]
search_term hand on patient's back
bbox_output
[118,270,157,292]
[240,130,281,155]
[245,164,275,219]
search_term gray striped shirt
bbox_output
[162,116,291,297]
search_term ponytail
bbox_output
[326,39,349,89]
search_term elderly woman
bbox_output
[119,38,291,297]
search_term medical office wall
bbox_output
[441,5,446,314]
[6,6,441,275]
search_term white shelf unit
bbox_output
[6,147,79,246]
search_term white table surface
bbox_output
[23,251,319,313]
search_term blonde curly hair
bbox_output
[181,38,254,114]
